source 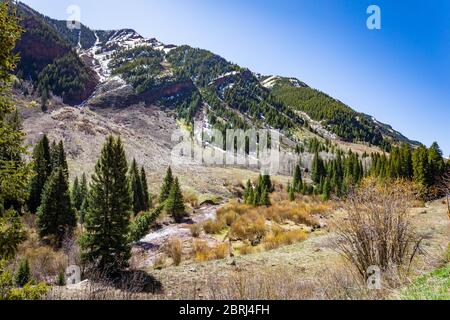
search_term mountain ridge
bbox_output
[14,1,420,150]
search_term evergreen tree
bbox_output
[141,167,151,211]
[165,178,186,222]
[244,179,252,204]
[311,152,325,184]
[80,136,132,273]
[322,178,331,201]
[159,167,174,204]
[261,174,273,193]
[27,135,52,213]
[288,182,295,202]
[14,258,32,287]
[37,167,76,247]
[71,176,82,211]
[54,141,68,177]
[293,164,303,192]
[260,186,271,206]
[412,145,431,190]
[129,159,145,215]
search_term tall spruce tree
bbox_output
[165,178,186,222]
[141,167,151,211]
[311,152,325,184]
[80,136,132,272]
[54,141,68,177]
[129,159,145,215]
[28,135,52,213]
[159,166,174,204]
[72,176,82,211]
[288,182,296,202]
[260,186,271,206]
[37,167,76,247]
[293,164,303,192]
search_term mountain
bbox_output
[13,1,420,151]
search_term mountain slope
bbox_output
[13,1,420,150]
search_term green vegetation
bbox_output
[37,51,95,105]
[165,178,186,222]
[244,175,273,206]
[37,167,77,247]
[0,2,48,300]
[272,84,386,147]
[80,136,132,273]
[370,142,446,199]
[401,265,450,300]
[167,45,239,87]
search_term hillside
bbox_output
[13,2,420,152]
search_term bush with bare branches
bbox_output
[335,179,423,281]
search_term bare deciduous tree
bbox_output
[438,169,450,218]
[335,179,423,280]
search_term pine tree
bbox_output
[37,167,76,247]
[141,167,151,211]
[288,182,295,202]
[412,145,431,190]
[72,176,82,211]
[80,136,132,273]
[311,152,325,184]
[244,180,252,204]
[262,174,273,193]
[293,164,303,192]
[260,186,271,206]
[165,178,186,222]
[159,167,174,204]
[54,141,68,177]
[322,177,331,201]
[129,159,145,215]
[28,135,52,213]
[14,258,32,287]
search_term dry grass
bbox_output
[203,219,226,235]
[229,212,266,243]
[165,238,182,266]
[263,229,307,251]
[239,242,257,255]
[204,263,387,300]
[192,240,230,262]
[189,224,202,238]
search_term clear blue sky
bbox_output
[21,0,450,155]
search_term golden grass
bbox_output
[263,229,307,251]
[189,224,202,238]
[203,219,226,235]
[192,240,230,262]
[166,238,182,266]
[229,211,266,242]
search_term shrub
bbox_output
[230,212,266,242]
[239,243,256,255]
[192,240,210,262]
[55,269,66,286]
[335,179,422,280]
[22,246,66,282]
[189,224,202,238]
[166,238,183,266]
[263,230,307,251]
[14,258,32,287]
[203,219,226,235]
[192,240,230,262]
[213,243,230,260]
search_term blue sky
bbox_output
[21,0,450,155]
